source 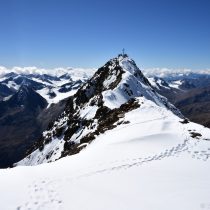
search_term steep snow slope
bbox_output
[16,55,182,165]
[1,103,210,210]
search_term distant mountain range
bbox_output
[0,69,94,167]
[148,73,210,127]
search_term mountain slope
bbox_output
[1,88,210,210]
[0,86,49,167]
[149,76,210,128]
[0,83,14,100]
[0,55,210,210]
[175,86,210,128]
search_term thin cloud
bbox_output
[0,66,210,78]
[0,66,96,78]
[142,68,210,77]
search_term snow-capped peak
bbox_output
[104,54,143,77]
[16,55,182,166]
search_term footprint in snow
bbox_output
[17,180,62,210]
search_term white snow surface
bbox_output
[37,87,77,108]
[148,77,159,89]
[1,97,210,210]
[169,80,183,89]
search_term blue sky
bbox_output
[0,0,209,69]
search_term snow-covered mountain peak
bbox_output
[83,55,177,112]
[104,54,143,77]
[14,85,34,104]
[8,84,48,110]
[16,55,182,166]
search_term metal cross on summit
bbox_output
[122,48,125,56]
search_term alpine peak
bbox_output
[15,55,182,166]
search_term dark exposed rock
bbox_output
[74,58,125,107]
[190,132,202,139]
[0,84,15,98]
[48,90,56,98]
[61,141,81,157]
[59,98,140,157]
[180,119,189,124]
